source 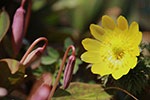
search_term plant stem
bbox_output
[21,0,26,8]
[48,45,75,100]
[24,0,32,35]
[20,37,48,64]
[104,87,138,100]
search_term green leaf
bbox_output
[41,56,58,65]
[47,47,59,59]
[32,0,46,11]
[64,37,79,55]
[1,96,22,100]
[73,58,82,74]
[0,59,25,91]
[41,47,59,65]
[0,9,10,42]
[53,82,112,100]
[2,36,13,57]
[64,37,74,49]
[64,37,76,55]
[52,0,79,11]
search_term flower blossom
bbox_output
[81,15,142,79]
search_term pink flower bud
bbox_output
[63,55,75,89]
[23,47,43,67]
[20,37,48,67]
[12,7,25,57]
[27,73,52,100]
[0,87,7,97]
[29,84,51,100]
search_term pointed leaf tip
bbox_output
[0,9,10,42]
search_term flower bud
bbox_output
[12,7,25,57]
[27,73,52,100]
[29,84,51,100]
[23,47,43,67]
[0,87,7,97]
[63,55,75,89]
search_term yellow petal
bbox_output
[117,16,128,30]
[126,55,137,69]
[112,52,137,80]
[112,67,130,80]
[111,54,133,80]
[128,22,142,45]
[91,62,112,76]
[137,32,142,44]
[128,46,140,56]
[129,22,139,32]
[90,24,114,44]
[81,51,102,63]
[82,38,102,51]
[102,15,116,30]
[81,15,141,80]
[90,24,105,41]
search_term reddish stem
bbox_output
[104,87,138,100]
[20,37,48,64]
[48,45,75,100]
[24,0,32,35]
[21,0,26,8]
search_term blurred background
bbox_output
[1,0,150,42]
[0,0,150,99]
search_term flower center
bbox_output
[113,48,124,60]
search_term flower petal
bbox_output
[91,62,112,76]
[112,67,130,80]
[81,51,107,63]
[90,24,114,44]
[81,15,142,80]
[102,15,116,30]
[128,22,142,45]
[81,46,112,63]
[128,46,140,56]
[126,55,137,69]
[82,38,103,51]
[117,16,128,31]
[112,53,137,80]
[90,24,105,41]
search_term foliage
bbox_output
[52,82,112,100]
[0,59,25,92]
[0,9,10,42]
[33,37,82,85]
[0,0,150,100]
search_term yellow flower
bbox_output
[81,15,142,80]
